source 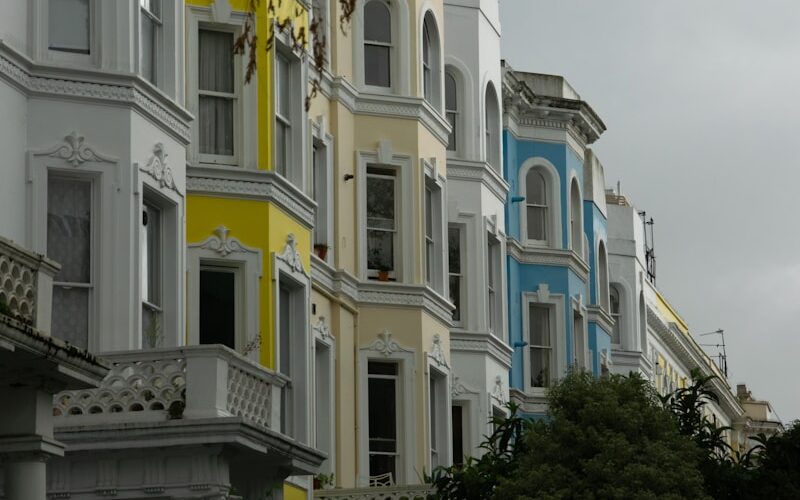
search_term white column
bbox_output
[3,454,48,500]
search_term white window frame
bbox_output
[357,148,413,282]
[28,137,119,352]
[187,228,261,360]
[522,288,566,395]
[36,0,99,66]
[310,0,331,68]
[444,68,459,155]
[518,158,562,248]
[311,118,334,263]
[186,6,257,169]
[313,317,336,475]
[358,334,416,487]
[139,0,162,86]
[484,82,501,170]
[427,363,450,470]
[485,225,505,338]
[420,11,442,110]
[596,239,610,312]
[423,164,446,294]
[272,236,311,444]
[571,296,590,371]
[568,175,584,255]
[448,224,465,327]
[354,0,410,94]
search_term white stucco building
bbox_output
[443,0,512,462]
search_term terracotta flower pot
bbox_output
[378,270,390,281]
[314,244,329,260]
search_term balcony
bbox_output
[51,345,324,498]
[314,484,434,500]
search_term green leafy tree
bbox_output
[495,371,708,499]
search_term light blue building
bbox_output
[502,63,615,415]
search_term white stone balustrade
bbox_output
[0,235,59,333]
[313,485,434,500]
[53,344,286,430]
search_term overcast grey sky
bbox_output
[500,0,800,422]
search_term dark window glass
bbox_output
[199,268,235,349]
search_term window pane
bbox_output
[367,230,393,271]
[527,206,547,241]
[425,187,433,239]
[366,176,395,227]
[199,96,234,156]
[446,112,457,151]
[275,120,287,175]
[445,73,457,110]
[142,204,161,305]
[448,228,460,273]
[49,0,90,53]
[449,276,461,322]
[199,269,235,349]
[52,287,89,348]
[368,361,397,375]
[529,304,550,346]
[199,30,234,92]
[141,12,156,84]
[48,177,91,284]
[526,170,546,204]
[451,406,464,465]
[531,347,550,388]
[279,284,292,375]
[368,377,397,449]
[276,53,291,117]
[365,45,391,87]
[364,1,391,43]
[140,0,161,17]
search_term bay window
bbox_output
[274,52,291,176]
[448,226,463,324]
[610,285,622,345]
[525,169,548,242]
[487,233,501,334]
[445,71,458,152]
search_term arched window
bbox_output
[569,178,582,255]
[364,0,392,87]
[445,71,457,151]
[484,83,500,169]
[597,241,609,312]
[421,12,441,108]
[525,170,547,242]
[610,284,621,344]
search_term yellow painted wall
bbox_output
[284,483,307,500]
[186,196,310,368]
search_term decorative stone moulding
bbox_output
[368,329,411,357]
[195,225,258,258]
[313,316,334,343]
[490,375,508,406]
[429,333,449,369]
[276,233,308,276]
[46,131,116,167]
[140,143,180,194]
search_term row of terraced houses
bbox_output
[0,1,782,499]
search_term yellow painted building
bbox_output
[184,0,318,497]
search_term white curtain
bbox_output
[199,30,234,156]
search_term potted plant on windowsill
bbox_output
[313,243,329,260]
[377,263,392,282]
[313,472,334,490]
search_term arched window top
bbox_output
[526,170,546,205]
[484,82,500,169]
[445,72,457,110]
[421,11,441,108]
[422,19,431,66]
[569,177,583,255]
[597,240,609,312]
[364,1,391,43]
[610,285,620,314]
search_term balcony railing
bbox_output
[53,344,285,430]
[313,484,434,500]
[0,235,59,331]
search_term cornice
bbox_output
[587,305,614,335]
[450,331,513,368]
[0,42,192,145]
[506,239,589,282]
[610,348,653,377]
[186,165,316,229]
[501,69,605,147]
[509,387,548,416]
[446,158,510,201]
[358,282,454,327]
[647,307,743,420]
[317,70,451,146]
[310,257,360,305]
